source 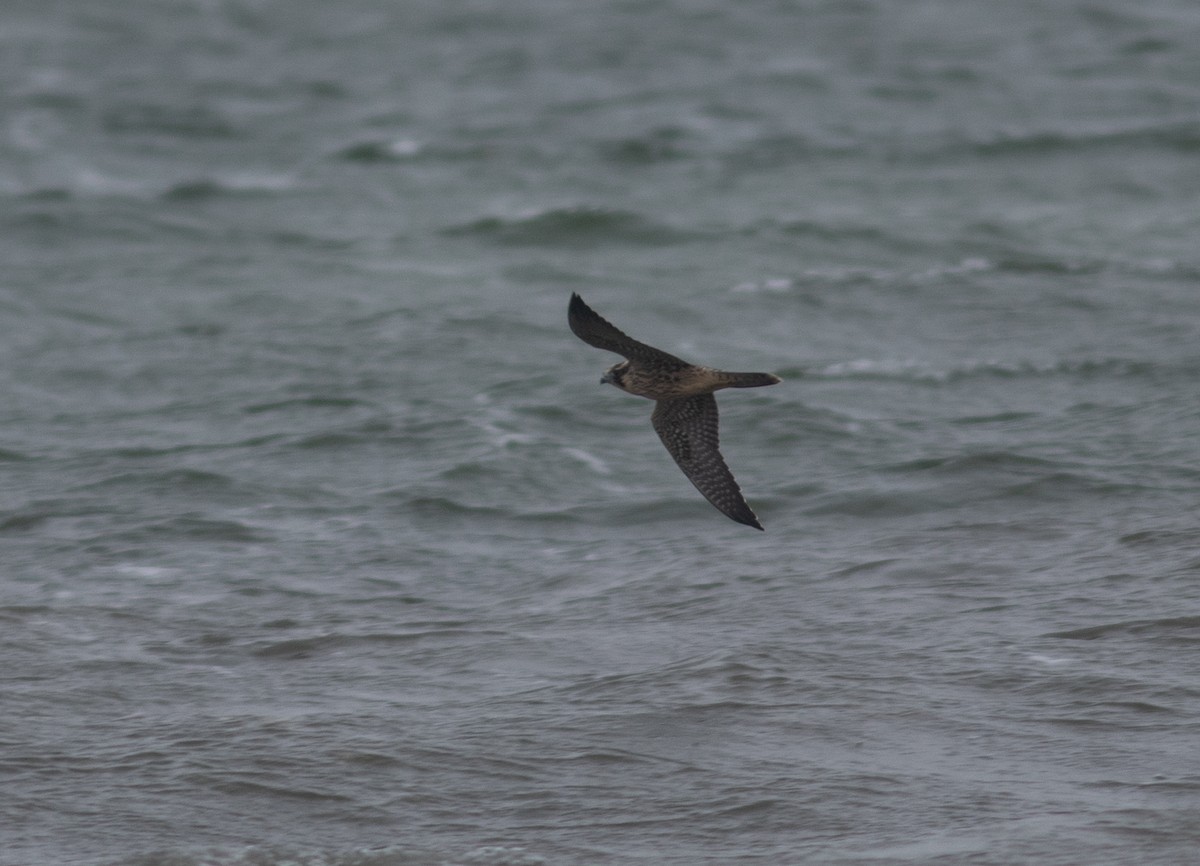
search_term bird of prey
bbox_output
[568,292,781,530]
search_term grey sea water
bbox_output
[4,1,1200,864]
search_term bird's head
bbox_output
[600,361,630,388]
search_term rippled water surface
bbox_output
[4,1,1200,865]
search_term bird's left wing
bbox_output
[568,293,689,367]
[651,395,764,529]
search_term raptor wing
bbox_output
[651,395,764,530]
[568,293,689,368]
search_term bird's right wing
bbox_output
[651,395,764,530]
[568,293,689,367]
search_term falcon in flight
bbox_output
[568,292,781,530]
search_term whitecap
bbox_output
[562,446,611,475]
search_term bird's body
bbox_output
[568,292,781,530]
[602,361,778,400]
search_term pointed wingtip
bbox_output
[727,506,764,530]
[732,496,765,530]
[568,292,618,348]
[568,292,590,324]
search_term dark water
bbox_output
[4,1,1200,864]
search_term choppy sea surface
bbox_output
[4,1,1200,864]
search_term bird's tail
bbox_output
[716,371,783,388]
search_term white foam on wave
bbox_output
[1028,653,1073,666]
[730,258,994,294]
[817,358,941,379]
[112,564,181,579]
[470,394,537,448]
[731,276,795,293]
[383,138,421,158]
[456,845,548,865]
[214,170,298,192]
[562,446,611,475]
[813,356,1058,383]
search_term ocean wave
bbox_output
[98,435,288,459]
[1046,616,1200,643]
[93,517,271,544]
[799,459,1134,517]
[703,118,1200,174]
[727,252,1200,299]
[880,451,1059,476]
[101,102,238,138]
[335,137,423,162]
[803,356,1167,384]
[801,489,950,518]
[335,135,498,165]
[953,120,1200,159]
[561,446,612,475]
[7,167,300,202]
[441,206,704,248]
[116,844,541,866]
[728,257,995,293]
[997,469,1144,501]
[241,396,379,415]
[73,468,242,495]
[401,496,573,524]
[597,128,690,164]
[162,171,299,201]
[775,218,894,244]
[1119,528,1200,548]
[726,132,854,168]
[0,506,76,534]
[252,626,485,660]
